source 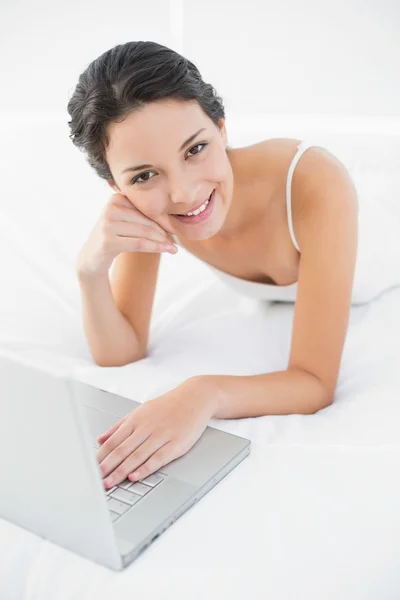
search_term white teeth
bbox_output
[180,193,211,217]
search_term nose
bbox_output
[169,188,200,209]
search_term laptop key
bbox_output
[126,482,152,496]
[141,473,165,487]
[107,497,131,515]
[117,478,133,490]
[111,487,142,505]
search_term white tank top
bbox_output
[172,140,400,305]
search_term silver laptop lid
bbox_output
[0,351,122,570]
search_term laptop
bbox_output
[0,351,251,571]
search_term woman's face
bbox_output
[105,99,234,241]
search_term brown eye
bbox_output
[131,171,155,185]
[187,142,207,157]
[130,142,208,185]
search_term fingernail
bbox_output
[104,477,113,487]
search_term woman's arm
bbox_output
[191,368,330,419]
[194,149,359,418]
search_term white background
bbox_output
[1,0,399,127]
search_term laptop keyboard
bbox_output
[105,472,166,522]
[92,446,166,523]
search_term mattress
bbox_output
[1,121,400,599]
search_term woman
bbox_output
[67,41,400,490]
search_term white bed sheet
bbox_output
[1,122,400,599]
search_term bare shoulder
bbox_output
[254,137,358,224]
[254,137,353,187]
[290,143,359,229]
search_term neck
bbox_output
[216,145,275,240]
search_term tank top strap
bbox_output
[286,140,315,253]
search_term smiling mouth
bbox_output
[172,191,214,216]
[170,189,216,224]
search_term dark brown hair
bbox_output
[67,40,226,185]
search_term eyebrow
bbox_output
[120,127,207,175]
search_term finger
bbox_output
[115,220,170,243]
[103,434,168,488]
[119,237,177,254]
[127,440,179,483]
[111,193,134,208]
[99,425,152,482]
[97,422,121,444]
[97,419,135,465]
[97,415,128,443]
[114,210,171,240]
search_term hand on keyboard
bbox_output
[95,377,216,489]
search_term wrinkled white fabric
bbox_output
[1,122,400,599]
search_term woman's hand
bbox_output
[95,377,216,488]
[76,192,177,278]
